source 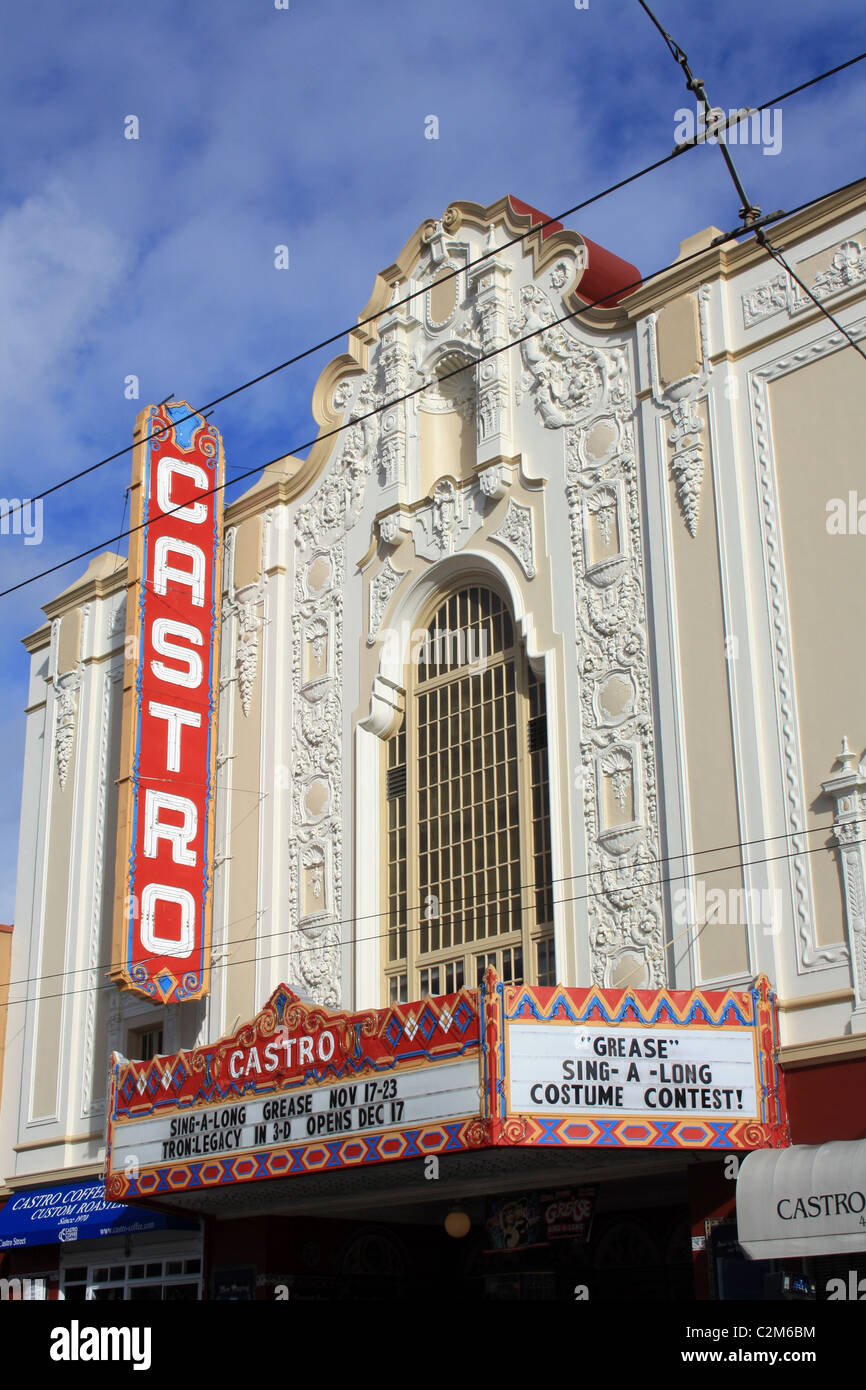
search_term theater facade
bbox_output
[1,185,865,1300]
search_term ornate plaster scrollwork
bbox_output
[646,286,711,538]
[295,374,380,553]
[291,350,373,1004]
[742,237,866,328]
[586,485,618,547]
[51,609,88,791]
[821,738,865,1031]
[478,381,508,441]
[378,508,412,547]
[813,239,866,296]
[222,529,264,720]
[478,461,513,500]
[414,477,482,561]
[429,478,462,552]
[235,601,261,718]
[290,543,345,1008]
[332,380,353,412]
[491,498,536,578]
[602,747,632,810]
[54,673,80,790]
[377,332,411,488]
[368,558,406,644]
[511,285,625,427]
[224,587,262,718]
[468,249,512,454]
[742,275,789,329]
[513,286,665,986]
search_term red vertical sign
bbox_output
[113,402,224,1003]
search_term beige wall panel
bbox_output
[57,611,81,675]
[32,740,77,1116]
[657,294,701,388]
[769,350,866,947]
[224,642,262,1027]
[234,516,263,590]
[419,408,474,493]
[669,422,748,980]
[429,269,458,324]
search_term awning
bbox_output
[737,1140,866,1259]
[0,1180,197,1250]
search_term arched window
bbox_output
[384,584,555,1003]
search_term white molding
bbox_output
[646,399,697,987]
[80,664,120,1119]
[747,317,866,973]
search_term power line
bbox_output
[2,49,864,531]
[638,3,866,359]
[0,817,846,1001]
[758,235,866,364]
[1,175,861,605]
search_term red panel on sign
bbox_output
[112,401,225,1002]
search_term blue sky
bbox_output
[0,0,864,921]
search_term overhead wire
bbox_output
[1,45,864,1012]
[637,2,866,359]
[0,49,863,531]
[2,172,864,604]
[0,819,850,1004]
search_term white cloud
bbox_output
[0,180,132,402]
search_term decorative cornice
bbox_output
[742,234,866,329]
[779,1032,866,1068]
[41,553,127,624]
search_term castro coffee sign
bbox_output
[112,401,224,1003]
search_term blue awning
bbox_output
[0,1181,197,1249]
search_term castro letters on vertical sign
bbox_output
[112,402,224,1003]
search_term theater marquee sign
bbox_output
[106,975,786,1203]
[112,401,225,1003]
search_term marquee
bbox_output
[106,973,786,1203]
[111,401,225,1003]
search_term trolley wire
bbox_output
[638,2,866,360]
[1,48,863,531]
[2,173,864,604]
[0,818,854,1006]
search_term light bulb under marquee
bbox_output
[444,1209,471,1239]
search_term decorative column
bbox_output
[821,737,866,1033]
[467,226,513,464]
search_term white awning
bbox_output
[737,1140,866,1260]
